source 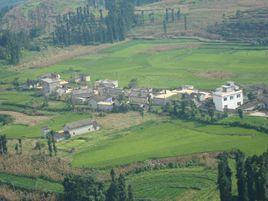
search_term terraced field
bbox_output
[126,167,219,201]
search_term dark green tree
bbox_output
[217,152,232,201]
[235,150,248,201]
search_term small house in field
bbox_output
[64,119,100,137]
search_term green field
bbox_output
[0,172,63,193]
[0,112,91,138]
[126,167,219,201]
[72,120,268,168]
[1,39,268,90]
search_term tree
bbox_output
[47,134,53,157]
[237,108,244,119]
[18,138,22,154]
[208,108,214,122]
[106,169,119,201]
[118,174,127,201]
[63,174,105,201]
[163,19,167,34]
[128,78,138,89]
[235,150,248,201]
[127,185,134,201]
[0,135,8,155]
[217,152,232,201]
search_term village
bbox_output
[21,72,268,142]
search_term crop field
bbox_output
[126,167,219,201]
[0,112,91,138]
[0,172,63,193]
[72,120,268,168]
[1,39,267,90]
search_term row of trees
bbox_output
[52,0,135,46]
[217,150,268,201]
[63,169,134,201]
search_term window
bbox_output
[237,94,241,98]
[224,97,227,101]
[230,96,234,100]
[237,102,241,106]
[224,105,228,109]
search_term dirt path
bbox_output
[14,40,128,70]
[0,111,51,126]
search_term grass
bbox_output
[1,39,267,90]
[0,172,63,193]
[72,120,268,168]
[126,167,219,201]
[220,115,268,128]
[0,112,91,138]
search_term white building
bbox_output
[64,119,100,137]
[213,81,243,112]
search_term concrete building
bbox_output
[213,81,243,112]
[95,79,119,88]
[64,119,100,137]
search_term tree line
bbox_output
[52,0,135,46]
[217,150,268,201]
[63,169,134,201]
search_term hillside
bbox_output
[0,0,88,32]
[0,0,25,9]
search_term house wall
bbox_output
[98,104,113,111]
[66,125,99,137]
[213,90,243,111]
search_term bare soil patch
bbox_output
[196,71,234,79]
[95,112,162,130]
[0,111,51,126]
[14,40,128,70]
[148,44,200,53]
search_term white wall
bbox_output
[67,125,99,137]
[213,91,243,111]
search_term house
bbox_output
[213,81,243,112]
[128,88,152,106]
[88,95,107,110]
[153,90,179,106]
[41,78,61,95]
[97,101,114,111]
[97,86,124,97]
[41,126,50,137]
[95,79,119,88]
[38,73,61,81]
[64,119,100,137]
[71,88,93,104]
[53,130,70,142]
[72,74,91,83]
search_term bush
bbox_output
[0,114,14,125]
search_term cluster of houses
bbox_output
[34,72,268,141]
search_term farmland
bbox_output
[126,167,219,201]
[0,172,63,193]
[71,120,268,168]
[1,39,268,90]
